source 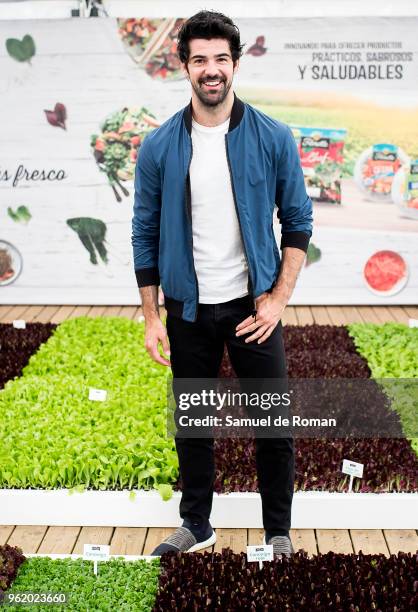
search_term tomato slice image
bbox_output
[363,250,408,296]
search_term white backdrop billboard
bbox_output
[0,16,417,304]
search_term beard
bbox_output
[191,76,232,107]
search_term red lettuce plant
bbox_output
[209,437,418,493]
[0,322,57,389]
[154,549,417,611]
[219,325,371,379]
[174,325,417,493]
[0,544,26,597]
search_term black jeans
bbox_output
[166,293,294,537]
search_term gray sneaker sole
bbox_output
[262,534,295,556]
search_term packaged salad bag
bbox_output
[354,143,409,202]
[391,158,418,220]
[290,126,347,204]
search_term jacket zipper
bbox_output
[224,135,257,317]
[184,140,200,322]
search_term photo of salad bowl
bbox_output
[0,240,23,286]
[90,106,159,202]
[117,17,186,82]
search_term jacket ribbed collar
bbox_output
[183,92,245,135]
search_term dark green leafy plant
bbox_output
[66,217,108,265]
[5,35,35,64]
[4,557,160,611]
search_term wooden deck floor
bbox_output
[1,524,417,557]
[0,303,417,326]
[1,303,417,556]
[0,525,418,556]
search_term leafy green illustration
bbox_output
[306,242,321,266]
[5,34,35,64]
[66,217,108,265]
[7,205,31,224]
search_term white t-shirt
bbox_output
[189,117,249,303]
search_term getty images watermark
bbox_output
[166,378,417,439]
[175,387,329,429]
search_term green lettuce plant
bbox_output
[348,323,418,455]
[0,317,177,496]
[5,557,160,611]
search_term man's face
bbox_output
[182,38,239,107]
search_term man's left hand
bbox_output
[235,292,287,344]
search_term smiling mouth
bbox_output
[201,80,224,89]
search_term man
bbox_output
[131,11,313,558]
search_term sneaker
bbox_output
[150,519,216,556]
[263,533,295,558]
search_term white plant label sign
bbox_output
[83,544,110,561]
[247,544,274,569]
[342,459,364,478]
[88,388,107,402]
[12,320,26,329]
[83,543,110,576]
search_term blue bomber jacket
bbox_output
[131,94,313,322]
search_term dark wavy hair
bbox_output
[176,10,245,65]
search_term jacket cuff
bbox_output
[280,231,311,253]
[135,267,160,288]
